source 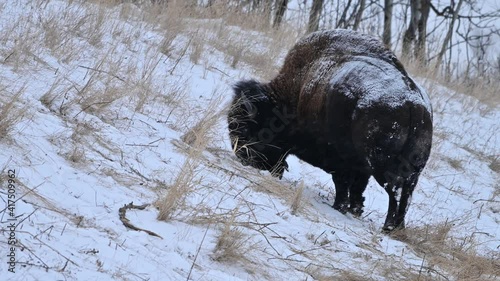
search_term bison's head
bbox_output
[228,80,289,179]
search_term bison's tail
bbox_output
[401,103,433,174]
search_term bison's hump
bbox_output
[297,29,395,62]
[329,55,432,114]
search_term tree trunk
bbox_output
[336,0,353,28]
[353,0,366,31]
[435,0,464,70]
[415,0,430,64]
[273,0,288,28]
[264,0,274,25]
[383,0,393,48]
[402,0,431,63]
[402,0,418,61]
[307,0,324,33]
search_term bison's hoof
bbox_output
[348,206,363,217]
[382,225,395,233]
[333,202,348,214]
[382,222,405,233]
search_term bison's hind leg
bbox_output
[332,170,370,217]
[375,171,419,232]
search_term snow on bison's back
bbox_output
[228,29,433,232]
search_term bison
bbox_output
[227,29,433,232]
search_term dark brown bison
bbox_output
[227,29,433,231]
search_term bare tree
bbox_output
[264,0,274,24]
[415,0,430,63]
[249,0,275,26]
[402,0,431,63]
[435,0,464,70]
[336,0,354,28]
[308,0,325,33]
[333,0,372,31]
[383,0,393,48]
[352,0,366,31]
[273,0,288,28]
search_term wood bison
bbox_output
[227,29,433,231]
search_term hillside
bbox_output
[0,1,498,280]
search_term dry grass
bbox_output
[406,61,500,109]
[144,0,301,78]
[189,29,205,65]
[336,271,374,281]
[209,22,298,78]
[212,208,254,263]
[156,95,223,221]
[452,77,500,109]
[489,156,500,174]
[0,85,27,140]
[153,2,189,57]
[389,222,500,281]
[290,181,305,215]
[7,0,184,120]
[253,174,294,200]
[155,139,204,221]
[66,123,93,164]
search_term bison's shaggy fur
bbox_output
[228,29,433,231]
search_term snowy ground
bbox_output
[0,1,498,280]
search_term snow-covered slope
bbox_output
[0,1,498,280]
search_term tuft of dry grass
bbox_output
[290,181,305,215]
[212,208,254,263]
[0,85,27,140]
[181,93,224,147]
[253,174,293,199]
[66,123,93,164]
[154,1,189,57]
[336,271,374,281]
[155,140,204,222]
[156,95,223,221]
[188,29,205,65]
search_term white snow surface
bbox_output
[0,1,498,281]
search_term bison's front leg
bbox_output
[331,171,352,214]
[332,170,369,216]
[347,173,370,217]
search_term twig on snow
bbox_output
[118,202,163,239]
